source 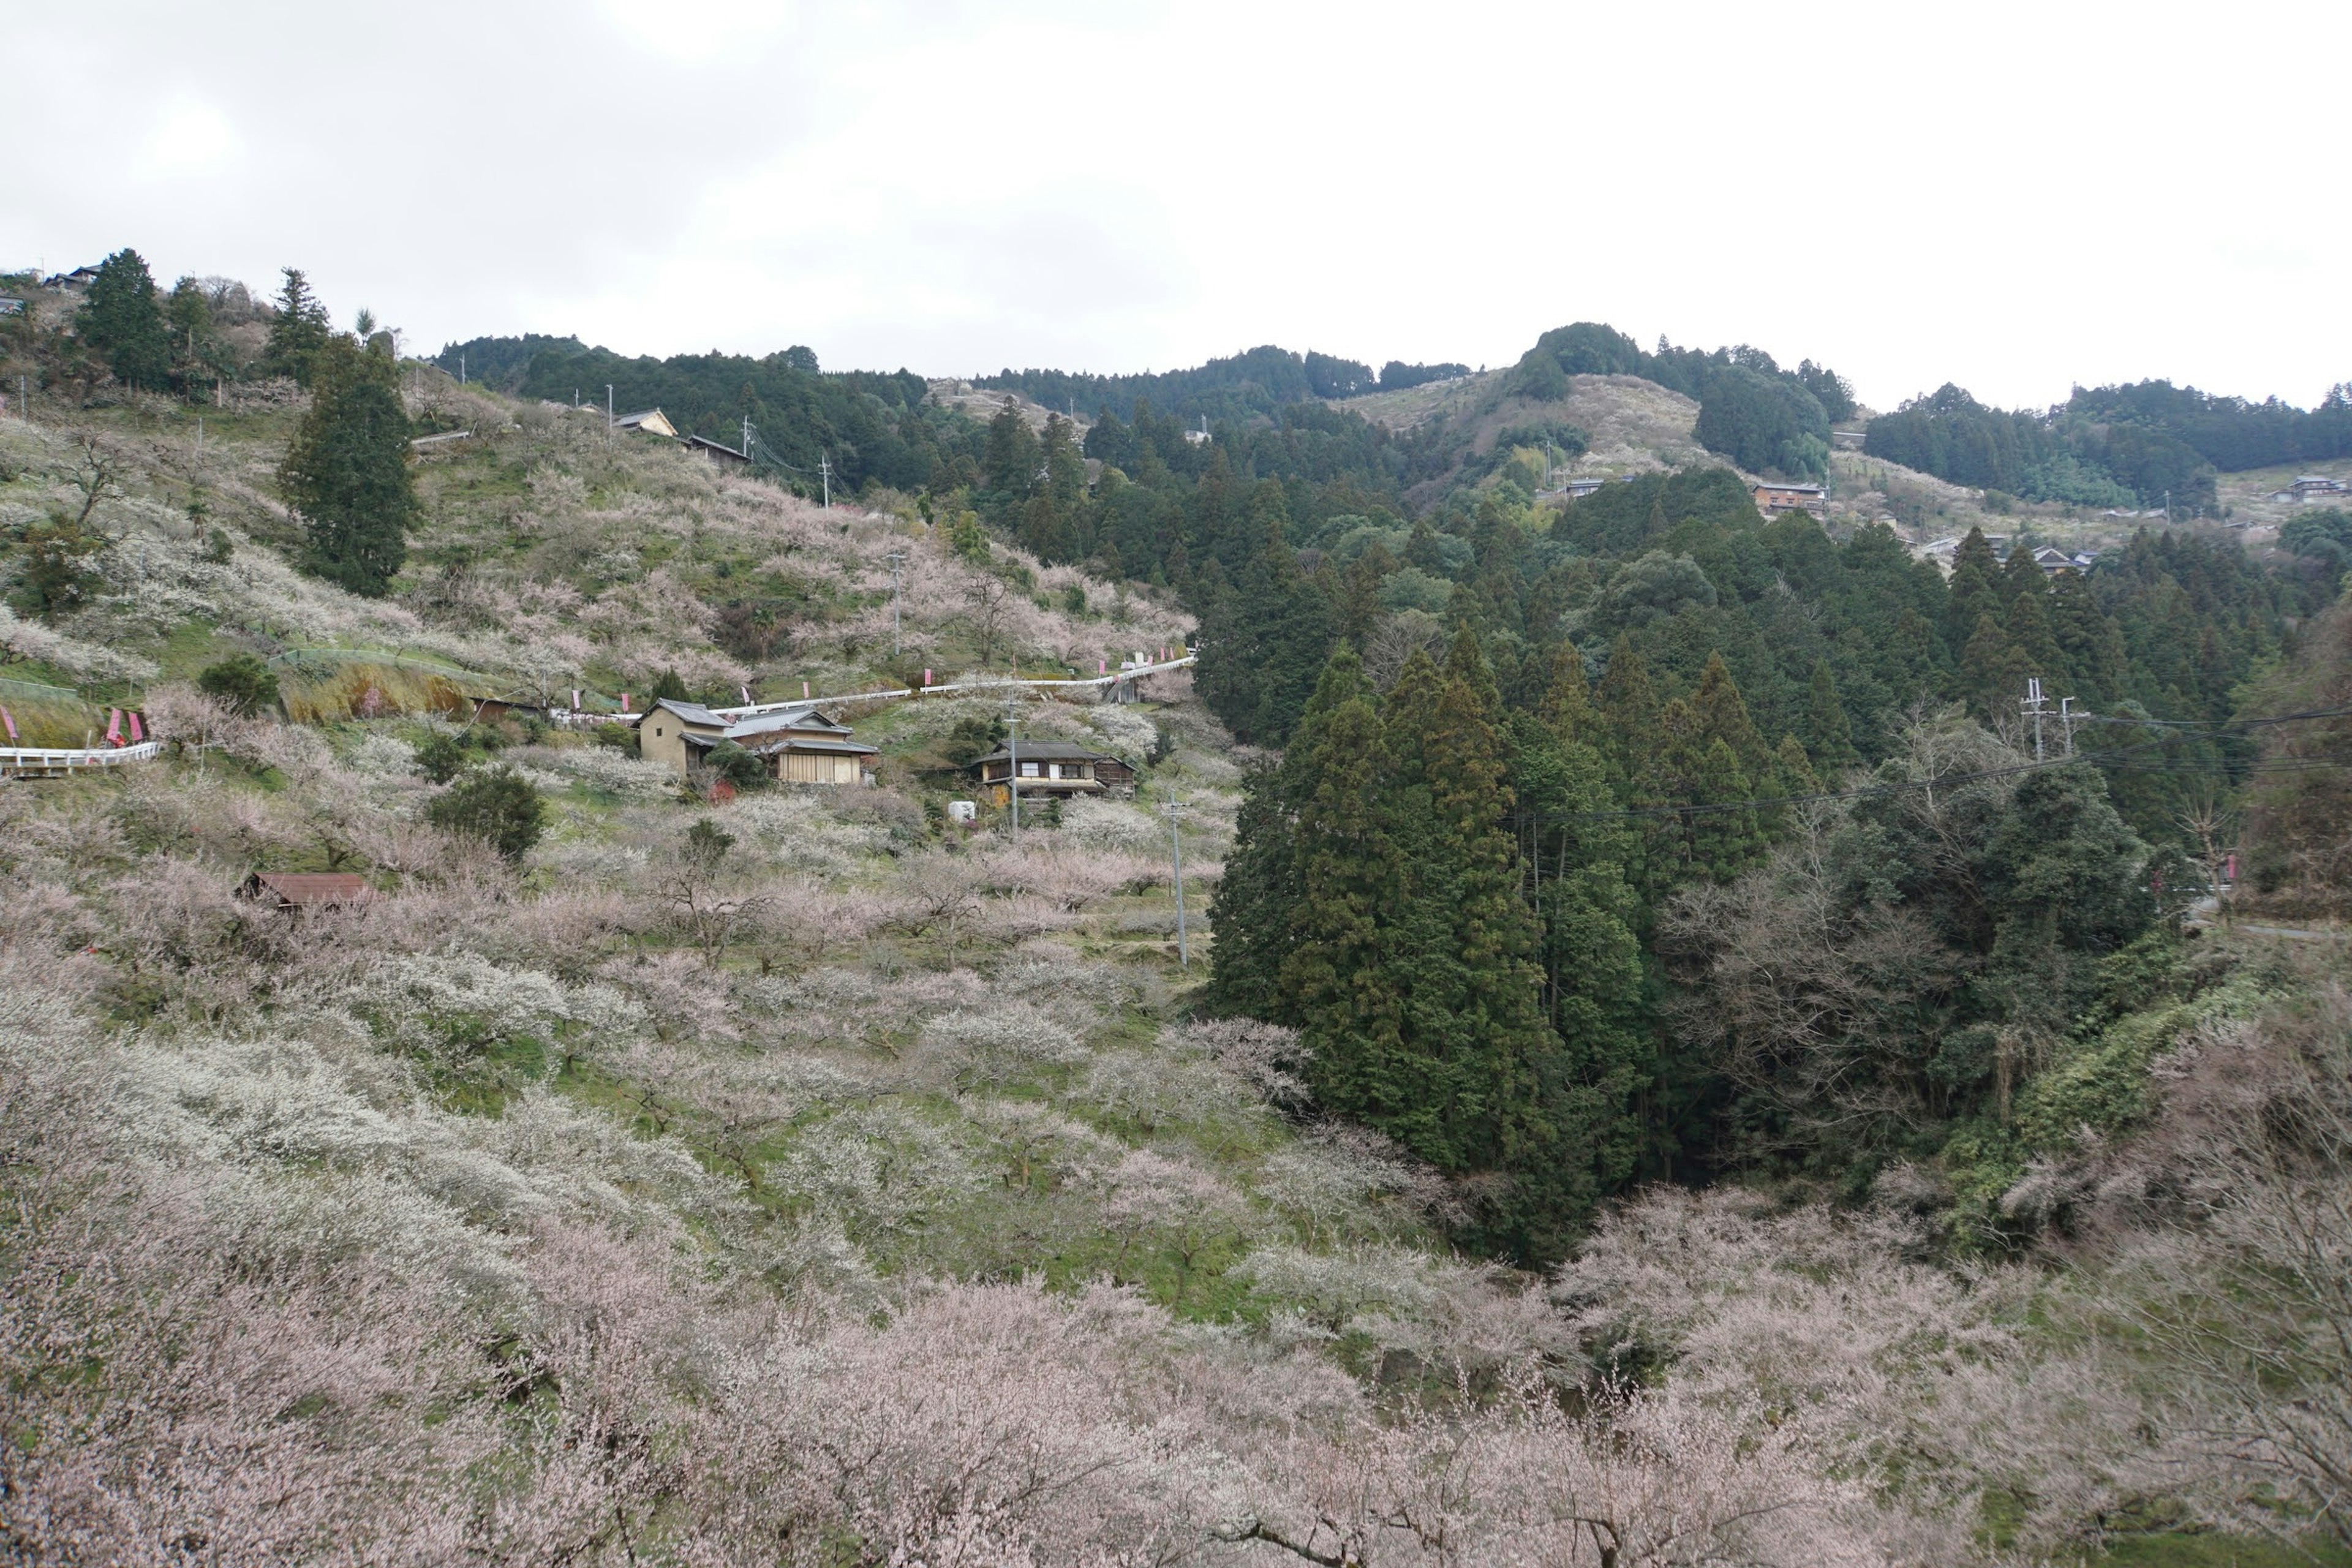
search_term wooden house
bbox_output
[684,434,751,466]
[639,698,878,785]
[969,741,1134,805]
[1751,480,1828,518]
[612,409,680,438]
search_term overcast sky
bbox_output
[10,0,2345,413]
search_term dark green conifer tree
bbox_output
[77,249,172,390]
[1692,650,1770,780]
[1206,647,1373,1020]
[1536,641,1603,749]
[1596,635,1659,782]
[1194,521,1334,744]
[1803,659,1857,771]
[982,398,1041,496]
[1943,527,2003,655]
[263,267,333,386]
[279,336,414,597]
[1956,612,2019,723]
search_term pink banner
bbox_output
[105,708,121,745]
[1,707,15,741]
[128,712,143,743]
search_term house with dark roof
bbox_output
[638,698,878,785]
[968,740,1135,804]
[684,434,751,466]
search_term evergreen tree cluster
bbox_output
[1208,635,1651,1262]
[975,345,1468,427]
[504,341,956,499]
[1861,378,2348,512]
[1198,476,2312,1253]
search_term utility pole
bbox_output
[2059,695,2084,756]
[819,453,832,508]
[742,413,751,459]
[605,385,614,448]
[459,352,465,385]
[886,548,905,657]
[1163,787,1190,967]
[1004,695,1021,838]
[2021,676,2047,761]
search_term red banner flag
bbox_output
[105,709,122,745]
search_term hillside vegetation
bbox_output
[1,255,2348,1567]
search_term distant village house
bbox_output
[970,741,1135,805]
[1751,480,1828,518]
[2268,475,2346,503]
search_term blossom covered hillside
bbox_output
[0,368,2346,1567]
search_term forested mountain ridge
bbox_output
[2,251,2350,1565]
[1866,377,2352,510]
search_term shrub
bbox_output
[705,740,769,791]
[195,654,281,717]
[426,766,544,861]
[941,714,1005,767]
[413,730,468,784]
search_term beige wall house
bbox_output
[639,698,878,785]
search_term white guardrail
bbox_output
[567,654,1199,726]
[753,652,1199,714]
[0,741,162,775]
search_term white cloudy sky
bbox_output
[10,0,2345,412]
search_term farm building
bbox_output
[1751,481,1828,518]
[969,741,1135,805]
[639,698,878,785]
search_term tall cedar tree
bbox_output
[281,337,415,597]
[1276,635,1595,1261]
[263,267,334,386]
[1195,520,1333,744]
[77,250,173,391]
[1200,651,1380,1020]
[1803,660,1857,771]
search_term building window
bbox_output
[1020,761,1041,777]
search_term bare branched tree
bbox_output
[657,818,769,967]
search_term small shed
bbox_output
[685,434,751,466]
[970,741,1134,804]
[239,872,377,910]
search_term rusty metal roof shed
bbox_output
[240,872,377,908]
